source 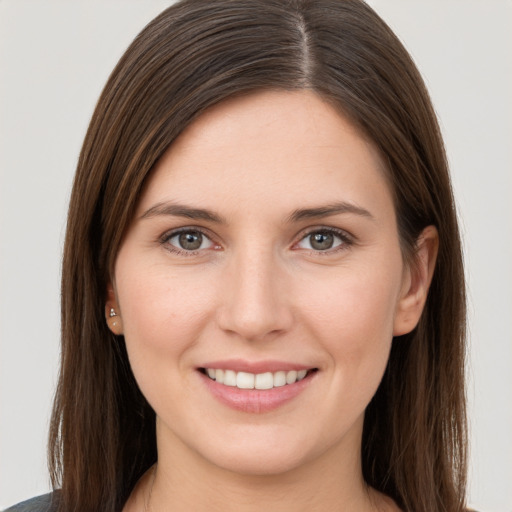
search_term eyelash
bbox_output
[159,226,354,256]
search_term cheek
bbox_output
[299,262,401,340]
[296,260,402,388]
[116,265,216,369]
[115,265,222,417]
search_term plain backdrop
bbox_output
[1,1,511,510]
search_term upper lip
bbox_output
[199,359,315,374]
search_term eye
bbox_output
[296,229,349,252]
[163,229,216,253]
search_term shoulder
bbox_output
[3,493,59,512]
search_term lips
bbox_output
[198,360,318,413]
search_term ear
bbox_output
[393,225,439,336]
[105,282,124,336]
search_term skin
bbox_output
[108,90,438,512]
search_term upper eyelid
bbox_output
[160,226,214,241]
[295,225,354,242]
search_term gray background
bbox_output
[1,1,511,510]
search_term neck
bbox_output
[131,420,393,512]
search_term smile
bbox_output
[198,360,318,413]
[203,368,310,390]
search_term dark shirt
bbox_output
[3,494,57,512]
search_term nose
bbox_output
[216,247,293,341]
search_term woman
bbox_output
[6,0,467,511]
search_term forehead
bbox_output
[138,90,393,221]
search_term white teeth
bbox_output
[273,371,287,387]
[205,368,312,389]
[255,372,273,390]
[223,370,237,387]
[236,371,255,389]
[286,370,297,384]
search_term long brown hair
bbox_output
[49,1,467,511]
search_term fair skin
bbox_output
[108,90,437,512]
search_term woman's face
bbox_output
[112,90,423,476]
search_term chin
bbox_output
[195,427,324,478]
[210,449,308,477]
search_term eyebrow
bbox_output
[139,200,374,224]
[286,202,375,223]
[139,201,226,224]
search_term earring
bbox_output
[106,306,123,335]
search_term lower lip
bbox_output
[199,371,316,413]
